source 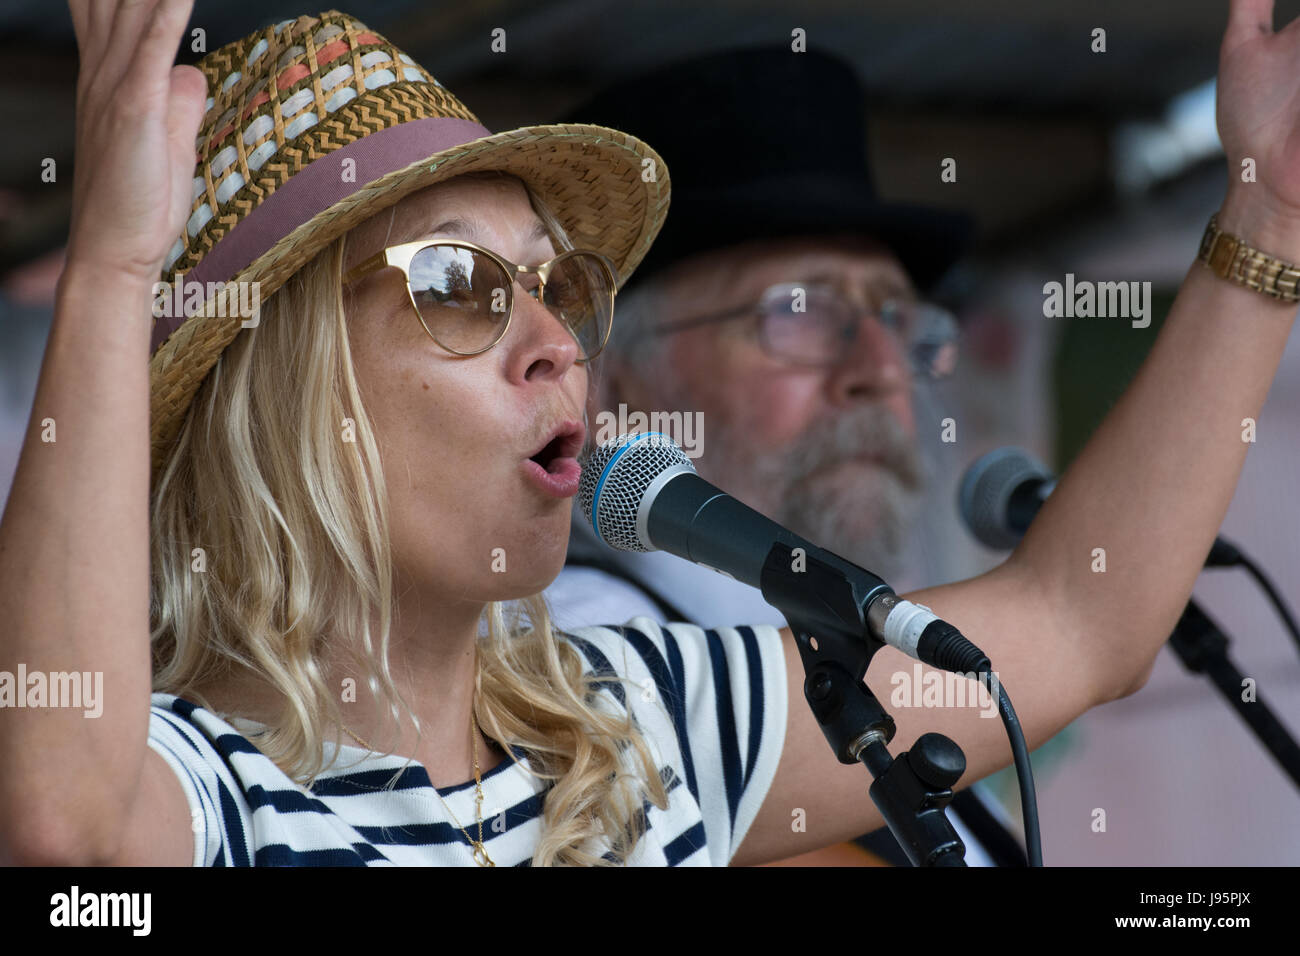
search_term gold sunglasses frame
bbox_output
[342,238,619,360]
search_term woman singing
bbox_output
[0,0,1296,866]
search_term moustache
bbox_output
[777,407,926,491]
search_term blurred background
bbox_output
[2,0,1297,864]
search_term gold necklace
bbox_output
[342,710,496,868]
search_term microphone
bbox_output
[959,446,1242,566]
[958,447,1055,550]
[580,432,990,675]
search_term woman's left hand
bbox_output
[1216,0,1300,256]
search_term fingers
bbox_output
[68,0,110,85]
[166,64,208,167]
[75,0,195,107]
[68,1,90,109]
[86,0,116,67]
[88,0,114,33]
[130,0,197,98]
[1225,0,1274,52]
[68,1,87,50]
[164,64,210,240]
[98,0,166,94]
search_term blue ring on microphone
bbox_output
[590,432,672,545]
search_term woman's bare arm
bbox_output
[735,0,1300,865]
[0,0,206,865]
[0,266,154,864]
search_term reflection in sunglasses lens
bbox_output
[410,245,511,353]
[405,245,615,358]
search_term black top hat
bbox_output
[563,46,976,293]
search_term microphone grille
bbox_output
[578,432,694,552]
[958,446,1051,550]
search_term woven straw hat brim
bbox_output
[148,122,669,479]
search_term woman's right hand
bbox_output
[65,0,208,284]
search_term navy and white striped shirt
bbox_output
[146,618,788,866]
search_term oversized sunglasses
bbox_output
[343,239,618,360]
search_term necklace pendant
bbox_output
[472,842,495,867]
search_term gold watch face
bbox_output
[1207,233,1239,277]
[1200,218,1300,300]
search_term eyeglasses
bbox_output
[649,281,961,379]
[343,239,618,360]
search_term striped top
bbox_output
[146,618,788,866]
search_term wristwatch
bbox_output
[1198,213,1300,302]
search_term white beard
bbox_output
[690,397,929,583]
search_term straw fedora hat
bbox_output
[147,9,669,481]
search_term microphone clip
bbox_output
[759,540,891,684]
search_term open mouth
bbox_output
[529,435,567,473]
[527,421,585,475]
[522,419,585,499]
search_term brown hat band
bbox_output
[149,114,491,355]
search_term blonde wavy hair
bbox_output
[148,172,669,866]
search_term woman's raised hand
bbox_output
[65,0,208,284]
[0,1,210,868]
[1217,0,1300,252]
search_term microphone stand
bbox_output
[759,542,969,866]
[1168,598,1300,790]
